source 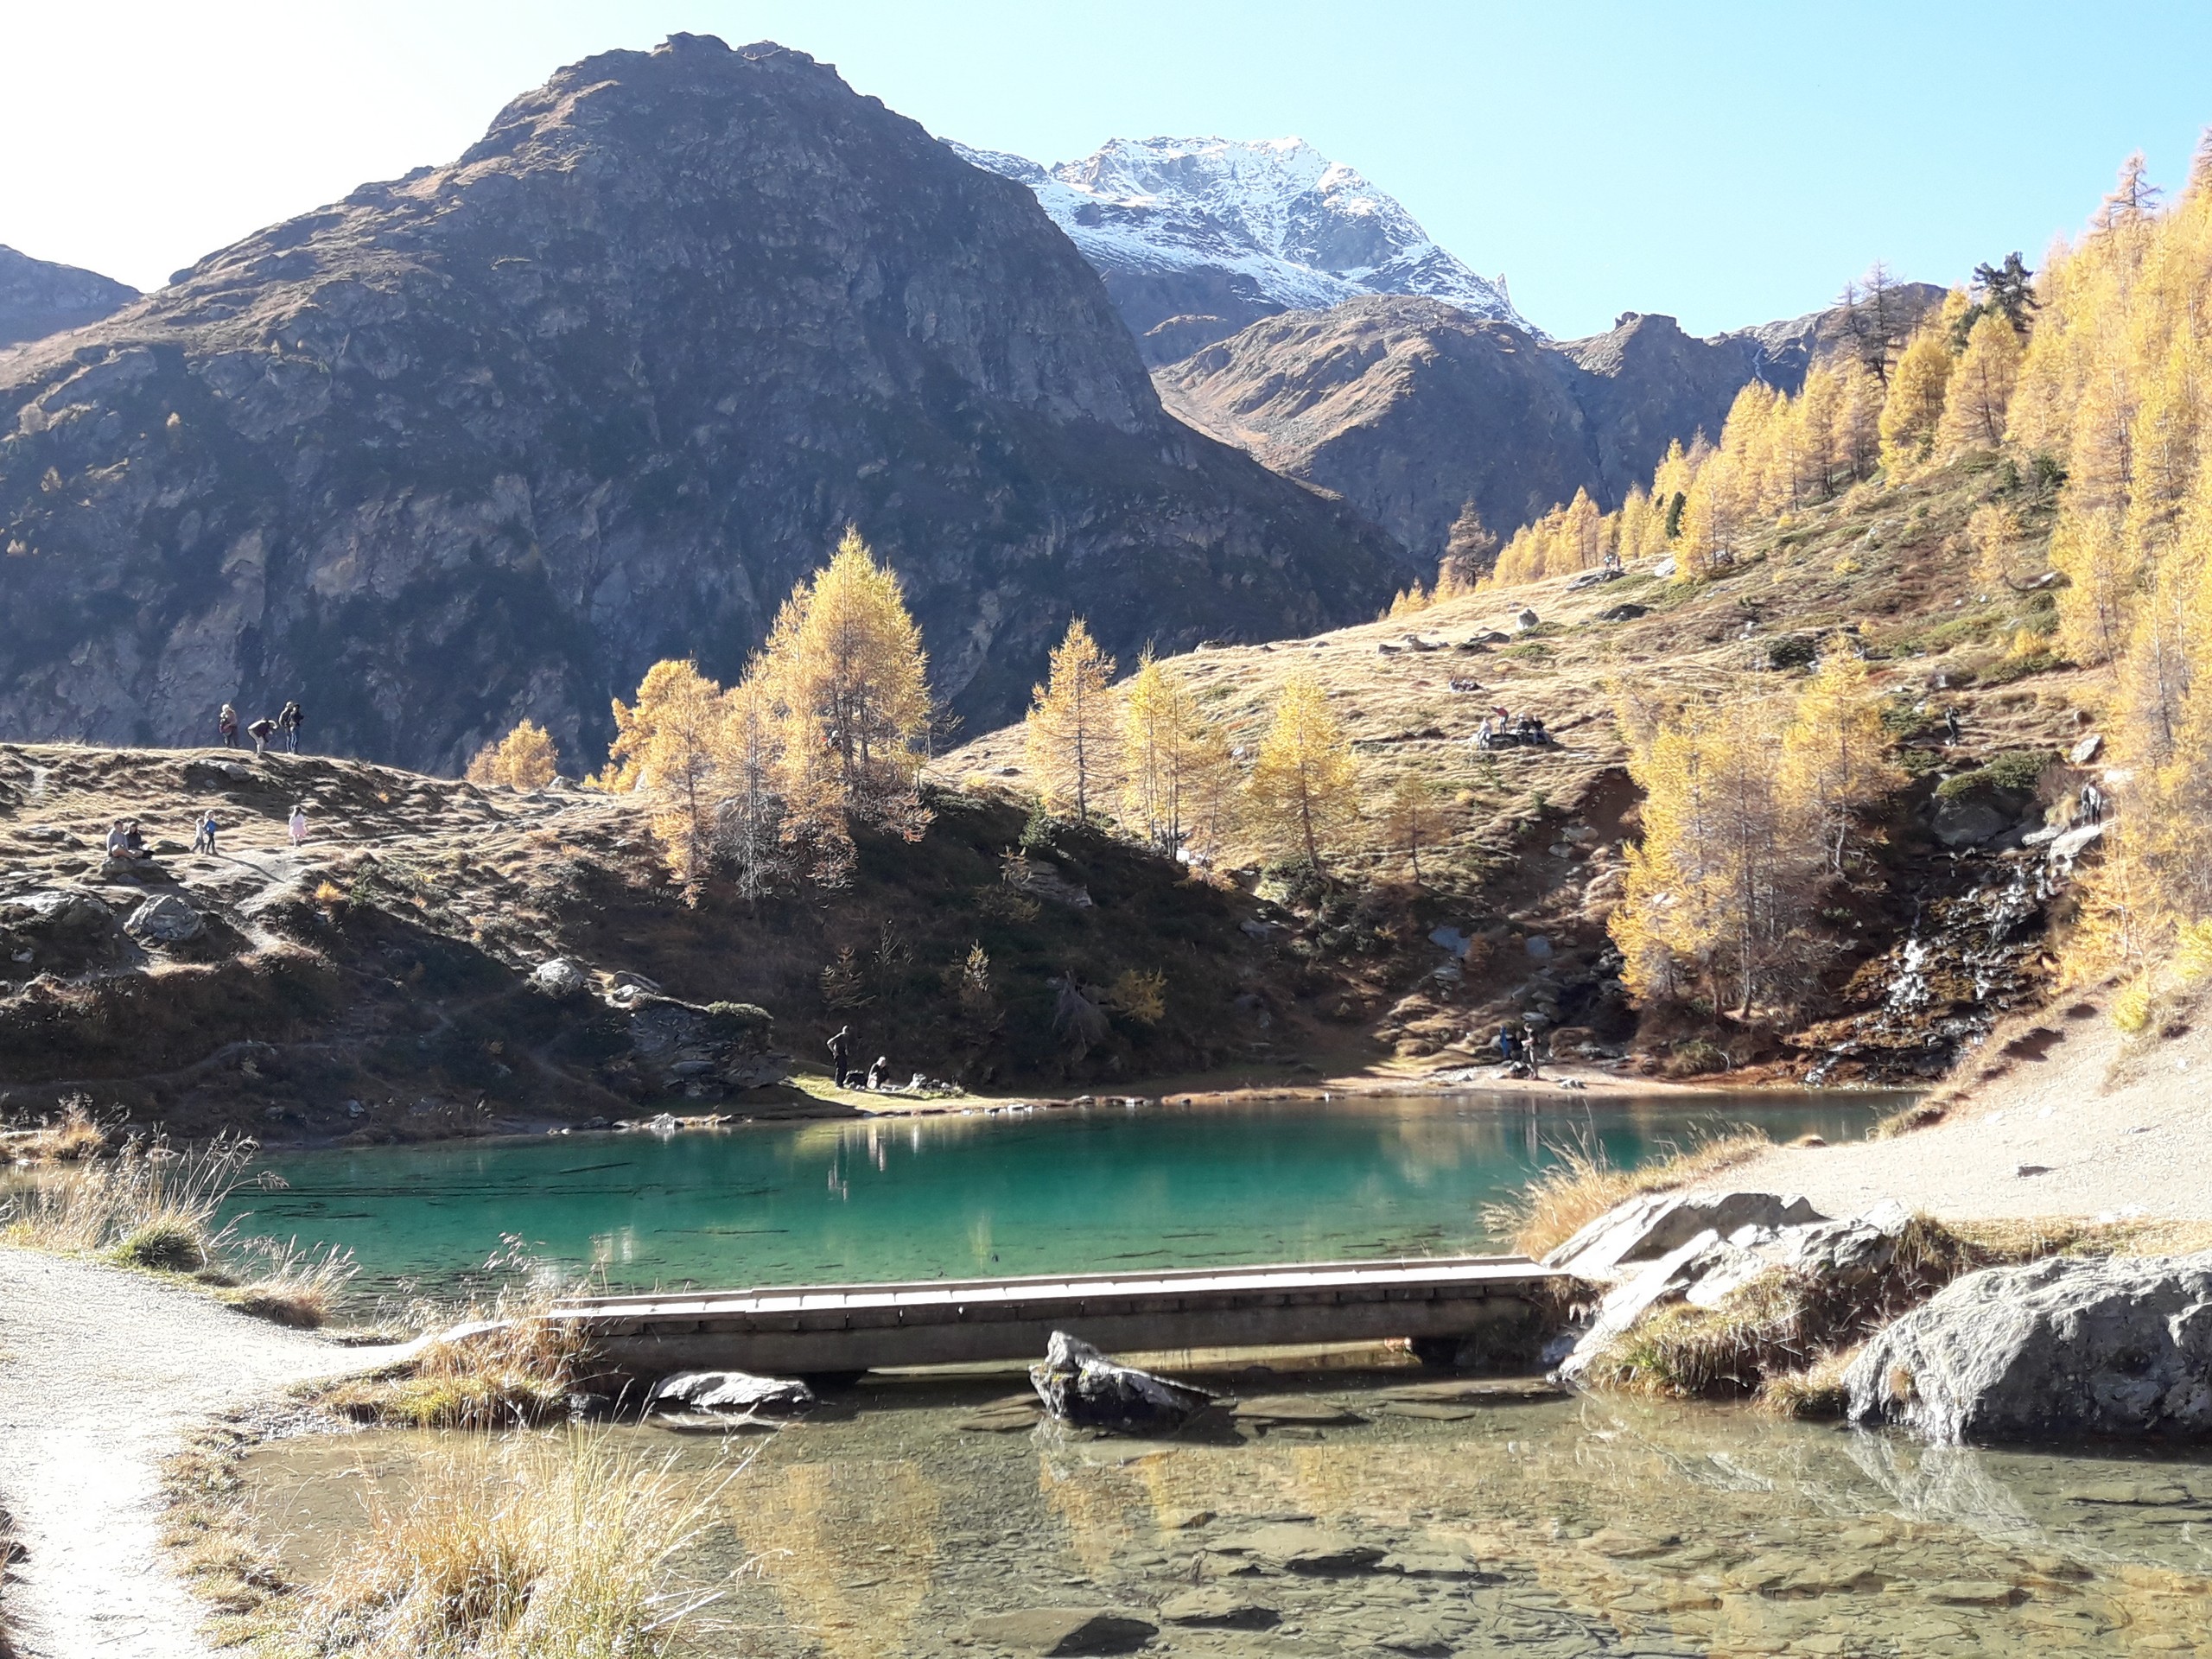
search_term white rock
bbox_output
[124,893,205,944]
[531,957,587,996]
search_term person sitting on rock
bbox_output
[105,819,129,860]
[218,703,239,748]
[866,1055,888,1090]
[277,700,304,753]
[122,820,147,861]
[191,810,219,856]
[247,716,276,755]
[1474,717,1494,750]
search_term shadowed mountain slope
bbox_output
[0,35,1408,772]
[0,245,138,352]
[1159,289,1944,564]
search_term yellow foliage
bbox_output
[465,719,560,791]
[1877,322,1956,474]
[1246,674,1358,870]
[1120,651,1233,857]
[1937,311,2025,454]
[1024,617,1120,823]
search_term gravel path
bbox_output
[1732,1007,2212,1224]
[0,1249,407,1659]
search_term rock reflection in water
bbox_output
[240,1375,2212,1657]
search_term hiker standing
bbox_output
[247,716,276,756]
[1943,706,1963,747]
[1521,1021,1543,1080]
[277,699,304,753]
[288,802,308,848]
[218,703,239,748]
[828,1025,854,1088]
[192,810,219,855]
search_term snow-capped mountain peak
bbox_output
[950,135,1531,361]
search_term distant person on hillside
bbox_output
[2077,781,2106,827]
[1943,706,1962,746]
[105,819,129,860]
[121,820,147,861]
[218,704,239,748]
[288,803,308,848]
[829,1025,854,1088]
[191,810,219,855]
[277,700,304,753]
[247,716,276,755]
[1521,1021,1543,1080]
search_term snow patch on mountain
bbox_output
[951,136,1533,334]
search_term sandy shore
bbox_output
[0,1252,406,1659]
[1731,1001,2212,1225]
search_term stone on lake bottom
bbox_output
[968,1608,1158,1656]
[1212,1522,1385,1574]
[1159,1586,1278,1628]
[648,1370,815,1417]
[1230,1395,1365,1427]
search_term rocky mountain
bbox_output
[0,36,1409,773]
[0,245,138,351]
[954,137,1527,365]
[1157,288,1946,565]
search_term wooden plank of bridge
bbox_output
[552,1255,1570,1376]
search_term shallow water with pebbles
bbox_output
[243,1360,2212,1658]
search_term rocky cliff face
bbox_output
[0,36,1407,772]
[0,245,138,351]
[956,137,1528,365]
[1157,289,1944,563]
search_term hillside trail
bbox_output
[0,1249,411,1659]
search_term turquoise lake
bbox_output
[229,1092,1888,1297]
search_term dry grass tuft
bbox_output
[1757,1344,1863,1419]
[326,1290,593,1430]
[1,1131,267,1263]
[2,1096,113,1165]
[303,1434,717,1658]
[1484,1128,1776,1259]
[220,1236,358,1329]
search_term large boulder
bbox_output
[622,996,779,1096]
[123,893,206,944]
[2,888,113,932]
[1546,1190,1822,1281]
[648,1370,815,1417]
[1029,1331,1215,1433]
[1845,1252,2212,1444]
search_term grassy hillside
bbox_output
[0,744,1398,1140]
[944,449,2094,1081]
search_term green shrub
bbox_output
[111,1215,208,1273]
[1936,748,2056,801]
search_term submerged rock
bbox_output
[1028,1330,1214,1433]
[969,1608,1157,1656]
[1212,1522,1385,1574]
[648,1370,816,1417]
[1845,1251,2212,1444]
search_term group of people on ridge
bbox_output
[217,699,305,755]
[1473,707,1548,750]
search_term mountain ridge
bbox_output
[0,245,138,352]
[0,36,1410,772]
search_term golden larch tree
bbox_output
[1246,674,1358,870]
[1878,322,1956,474]
[760,526,931,834]
[632,660,728,898]
[1025,617,1120,823]
[1937,310,2025,454]
[1777,643,1901,873]
[466,719,559,791]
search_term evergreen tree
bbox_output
[1025,617,1120,824]
[1247,674,1357,870]
[1966,251,2039,338]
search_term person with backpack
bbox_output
[218,703,239,748]
[277,700,304,753]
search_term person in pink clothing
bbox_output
[288,803,308,847]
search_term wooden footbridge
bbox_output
[550,1255,1571,1376]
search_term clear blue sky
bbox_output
[4,1,2207,338]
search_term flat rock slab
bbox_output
[1230,1395,1366,1427]
[1379,1376,1565,1402]
[969,1608,1158,1655]
[1213,1522,1386,1574]
[1159,1587,1279,1628]
[957,1400,1044,1434]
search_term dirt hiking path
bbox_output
[0,1249,406,1659]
